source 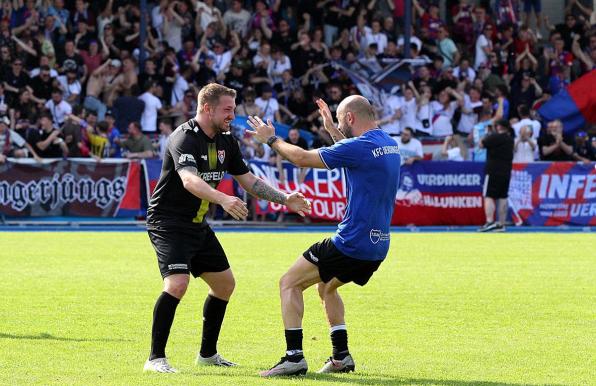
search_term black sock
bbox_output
[149,291,180,360]
[200,294,228,357]
[284,329,303,359]
[331,329,349,360]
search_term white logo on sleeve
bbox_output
[308,251,319,262]
[179,154,196,164]
[369,229,390,244]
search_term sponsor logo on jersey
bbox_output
[218,150,225,164]
[369,229,390,244]
[200,171,225,183]
[179,154,196,165]
[201,155,208,161]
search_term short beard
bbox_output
[213,121,228,133]
[340,124,354,138]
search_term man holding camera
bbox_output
[478,118,514,232]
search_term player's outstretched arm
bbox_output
[246,116,326,169]
[178,166,248,220]
[234,172,311,217]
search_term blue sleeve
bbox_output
[318,138,363,169]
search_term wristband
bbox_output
[266,135,279,147]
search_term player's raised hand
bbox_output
[285,192,311,217]
[316,98,335,132]
[221,195,248,220]
[246,116,275,143]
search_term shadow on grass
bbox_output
[304,373,566,386]
[191,369,564,386]
[0,332,132,342]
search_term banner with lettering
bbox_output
[248,160,346,220]
[392,161,486,225]
[509,162,596,226]
[0,159,141,217]
[144,158,595,226]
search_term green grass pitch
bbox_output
[0,232,594,386]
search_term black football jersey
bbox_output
[147,118,249,227]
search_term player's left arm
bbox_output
[245,115,326,168]
[234,172,287,204]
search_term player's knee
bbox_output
[279,273,295,291]
[164,276,190,299]
[218,276,236,297]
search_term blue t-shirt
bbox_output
[473,120,490,161]
[318,129,401,261]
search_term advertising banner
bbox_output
[509,162,596,226]
[140,158,596,226]
[392,161,486,225]
[0,159,141,217]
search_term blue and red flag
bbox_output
[538,69,596,134]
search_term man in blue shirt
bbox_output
[246,95,401,377]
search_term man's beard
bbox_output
[213,120,229,133]
[340,124,354,138]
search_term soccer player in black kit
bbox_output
[144,83,311,373]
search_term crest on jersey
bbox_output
[217,150,225,164]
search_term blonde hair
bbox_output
[197,83,237,113]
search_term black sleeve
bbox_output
[168,132,198,171]
[227,137,250,176]
[481,133,501,149]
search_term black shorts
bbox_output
[147,225,229,278]
[303,238,382,286]
[483,173,511,199]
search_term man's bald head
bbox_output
[336,95,377,138]
[337,95,376,122]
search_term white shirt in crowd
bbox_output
[430,101,458,137]
[210,50,233,76]
[453,66,476,82]
[397,35,423,52]
[364,31,388,54]
[513,140,536,163]
[380,95,402,135]
[399,97,418,132]
[474,33,491,69]
[195,1,219,31]
[57,76,82,101]
[223,8,251,36]
[350,26,372,52]
[268,55,292,85]
[253,52,271,68]
[139,91,162,133]
[416,103,434,135]
[512,118,541,160]
[446,147,464,161]
[30,67,58,78]
[44,99,72,128]
[170,74,189,106]
[394,136,423,165]
[512,118,541,141]
[0,128,27,149]
[255,96,279,122]
[457,94,482,134]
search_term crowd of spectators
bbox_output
[0,0,595,167]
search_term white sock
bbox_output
[330,324,346,333]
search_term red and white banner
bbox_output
[0,159,141,217]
